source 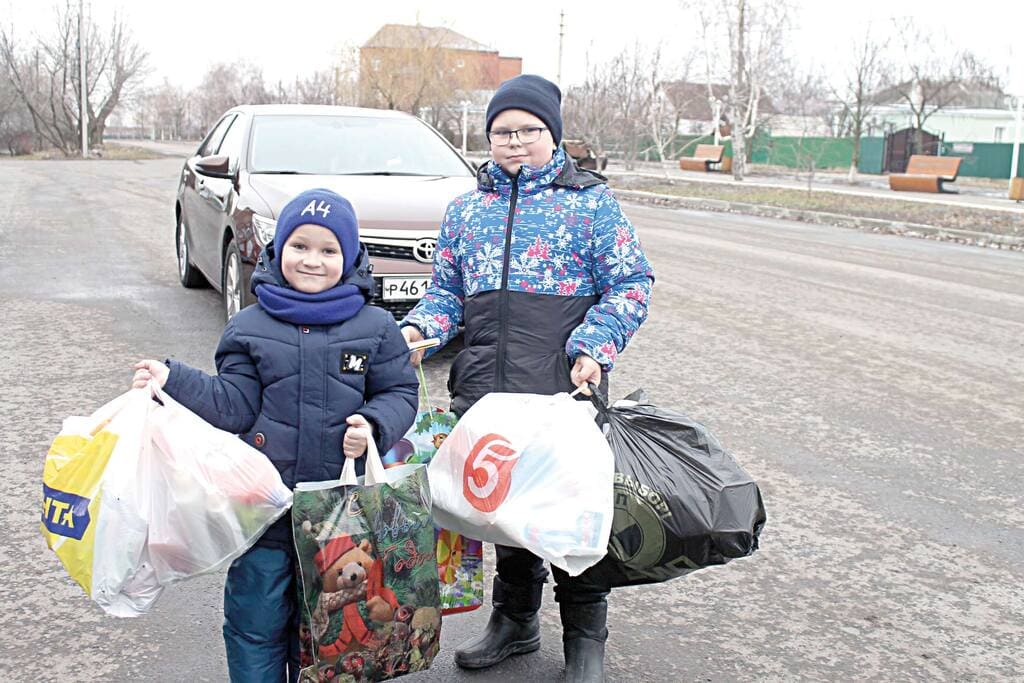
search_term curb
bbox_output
[612,188,1024,252]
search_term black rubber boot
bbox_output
[454,577,543,670]
[560,600,608,683]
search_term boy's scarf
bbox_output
[254,282,365,325]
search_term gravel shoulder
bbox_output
[610,175,1023,237]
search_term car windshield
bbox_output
[248,114,473,177]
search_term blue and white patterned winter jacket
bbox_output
[402,148,654,415]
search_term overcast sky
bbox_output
[5,0,1022,95]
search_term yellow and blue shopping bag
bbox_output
[41,389,159,616]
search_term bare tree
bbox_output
[690,0,791,180]
[192,61,276,133]
[358,29,479,117]
[272,70,339,106]
[565,44,693,170]
[331,45,361,106]
[775,70,834,191]
[296,70,338,105]
[563,51,620,158]
[646,46,696,172]
[0,69,34,154]
[832,27,889,182]
[887,21,1000,154]
[0,2,147,155]
[136,78,188,140]
[607,44,656,169]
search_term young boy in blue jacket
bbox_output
[132,188,418,683]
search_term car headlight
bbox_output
[252,213,277,246]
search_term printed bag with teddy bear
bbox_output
[293,428,441,682]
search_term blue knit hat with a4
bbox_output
[273,188,360,276]
[486,74,563,145]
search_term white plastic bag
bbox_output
[427,392,614,576]
[42,388,163,617]
[43,385,293,617]
[145,385,293,583]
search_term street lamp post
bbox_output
[79,0,87,157]
[1010,94,1022,192]
[461,100,470,157]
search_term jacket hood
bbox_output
[476,147,606,192]
[251,242,375,301]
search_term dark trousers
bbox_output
[223,546,301,683]
[495,544,610,606]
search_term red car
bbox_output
[175,104,477,320]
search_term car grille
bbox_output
[376,298,417,320]
[365,243,415,260]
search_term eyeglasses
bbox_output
[487,126,547,146]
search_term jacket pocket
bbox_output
[448,345,495,413]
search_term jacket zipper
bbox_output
[494,175,519,392]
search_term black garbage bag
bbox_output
[586,389,766,588]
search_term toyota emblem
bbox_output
[414,238,437,263]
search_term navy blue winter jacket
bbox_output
[162,245,419,550]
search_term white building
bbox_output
[868,104,1019,143]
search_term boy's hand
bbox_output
[343,414,373,459]
[401,326,425,367]
[132,360,169,389]
[570,354,602,396]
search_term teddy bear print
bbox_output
[310,561,367,641]
[312,535,399,664]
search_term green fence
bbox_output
[645,134,855,171]
[940,141,1024,179]
[748,137,854,170]
[857,138,886,174]
[641,134,1023,178]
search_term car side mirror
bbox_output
[196,154,232,179]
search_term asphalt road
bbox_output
[1,157,1022,681]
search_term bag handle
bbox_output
[85,388,145,436]
[570,382,608,416]
[416,363,432,410]
[339,426,387,486]
[416,363,450,432]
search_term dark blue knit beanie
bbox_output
[273,188,360,276]
[485,74,563,145]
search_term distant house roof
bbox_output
[662,81,778,120]
[872,80,1009,109]
[363,24,495,53]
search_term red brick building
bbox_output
[360,24,521,96]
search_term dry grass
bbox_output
[614,176,1023,237]
[1,145,164,161]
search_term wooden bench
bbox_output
[679,144,725,172]
[889,155,962,193]
[562,139,608,172]
[1010,177,1024,202]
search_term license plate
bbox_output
[381,277,431,301]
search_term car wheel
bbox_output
[222,239,243,321]
[176,214,207,288]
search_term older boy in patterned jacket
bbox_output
[401,74,654,683]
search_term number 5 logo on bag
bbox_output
[463,433,519,513]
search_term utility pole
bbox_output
[78,0,87,157]
[556,10,565,86]
[1011,93,1022,192]
[461,101,469,156]
[712,99,722,145]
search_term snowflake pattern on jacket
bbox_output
[402,147,654,370]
